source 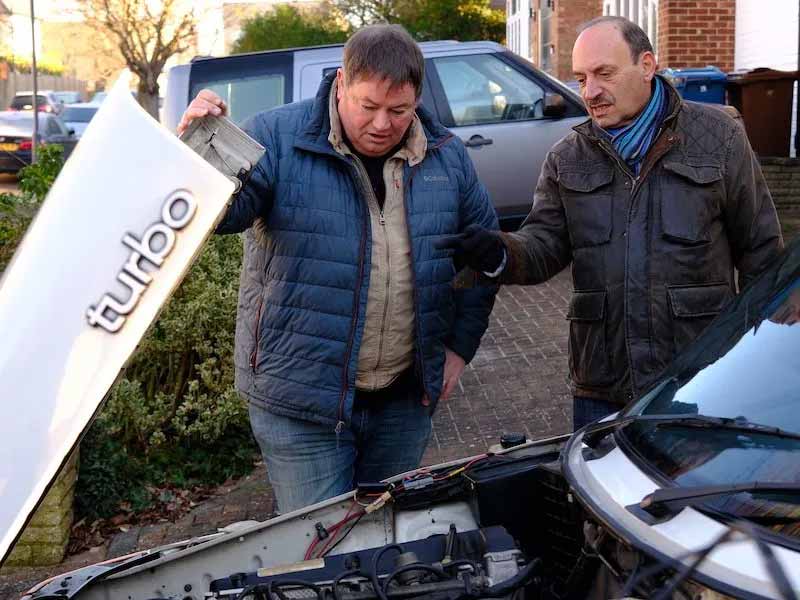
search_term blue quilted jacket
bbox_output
[217,73,498,428]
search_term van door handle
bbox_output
[463,135,493,148]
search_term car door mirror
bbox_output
[543,92,567,118]
[68,128,75,136]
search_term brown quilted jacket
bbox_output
[500,80,784,405]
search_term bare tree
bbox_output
[80,0,196,119]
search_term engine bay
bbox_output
[202,445,588,600]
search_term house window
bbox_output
[604,0,658,55]
[539,0,553,71]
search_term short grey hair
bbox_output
[578,16,654,64]
[343,24,425,98]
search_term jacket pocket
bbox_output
[567,290,611,387]
[559,168,614,248]
[660,161,722,245]
[667,282,732,353]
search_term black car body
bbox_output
[0,112,78,174]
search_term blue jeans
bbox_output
[573,396,618,431]
[249,374,432,513]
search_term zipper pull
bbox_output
[379,212,385,226]
[335,420,345,448]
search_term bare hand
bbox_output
[769,287,800,326]
[440,347,466,402]
[176,89,227,136]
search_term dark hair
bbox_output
[577,16,654,63]
[343,24,424,98]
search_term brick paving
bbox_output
[0,273,575,597]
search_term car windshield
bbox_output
[62,107,97,123]
[620,242,800,539]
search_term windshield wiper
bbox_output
[581,413,800,449]
[639,481,800,518]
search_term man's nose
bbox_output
[583,78,602,101]
[372,110,391,131]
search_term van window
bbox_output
[432,54,545,126]
[191,74,285,125]
[188,53,292,125]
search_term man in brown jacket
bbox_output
[438,17,784,430]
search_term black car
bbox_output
[0,111,78,174]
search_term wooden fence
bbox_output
[0,63,88,109]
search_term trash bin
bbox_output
[727,68,798,157]
[661,66,728,104]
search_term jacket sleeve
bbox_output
[215,113,278,235]
[722,122,784,289]
[445,142,500,364]
[498,150,572,284]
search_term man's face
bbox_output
[336,69,417,157]
[572,23,656,129]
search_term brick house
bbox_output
[506,0,734,80]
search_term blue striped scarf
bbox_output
[603,77,669,175]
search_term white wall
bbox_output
[506,0,531,60]
[735,0,798,71]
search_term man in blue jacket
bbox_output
[178,24,499,513]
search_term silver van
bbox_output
[163,41,587,227]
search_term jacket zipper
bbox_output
[375,211,390,371]
[596,130,676,399]
[335,158,370,434]
[249,296,264,372]
[350,157,392,373]
[403,133,455,404]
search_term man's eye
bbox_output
[391,109,406,116]
[362,105,376,111]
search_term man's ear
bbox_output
[640,51,657,82]
[336,68,345,101]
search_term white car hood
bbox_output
[0,72,236,564]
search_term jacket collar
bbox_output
[572,74,683,142]
[295,71,452,158]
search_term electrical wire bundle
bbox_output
[302,454,492,562]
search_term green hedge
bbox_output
[1,145,259,520]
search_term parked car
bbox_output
[19,234,800,599]
[52,91,83,105]
[163,41,588,228]
[8,90,64,114]
[60,103,99,138]
[0,111,78,174]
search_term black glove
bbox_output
[434,224,505,274]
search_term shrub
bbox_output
[77,232,258,520]
[0,143,258,521]
[0,144,64,270]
